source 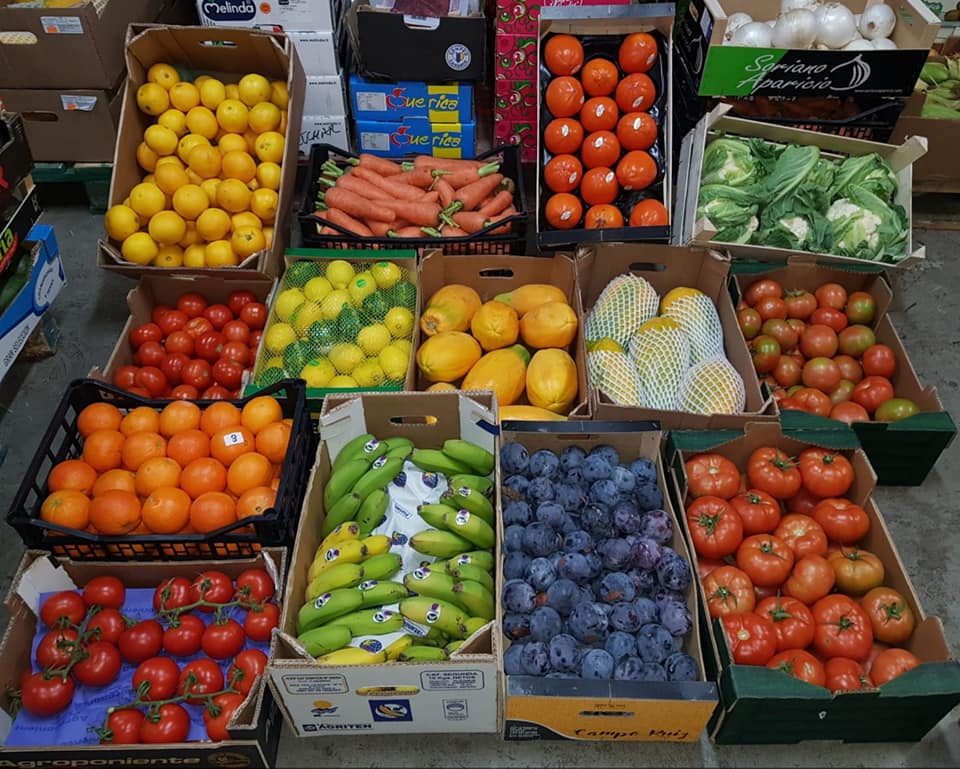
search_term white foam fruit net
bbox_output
[627,318,691,411]
[659,289,724,365]
[585,273,660,348]
[588,350,646,406]
[678,356,746,415]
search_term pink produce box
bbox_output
[495,0,539,35]
[494,118,536,162]
[496,34,537,80]
[495,78,536,115]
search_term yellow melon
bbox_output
[415,332,482,383]
[519,301,578,349]
[525,348,579,414]
[460,345,530,406]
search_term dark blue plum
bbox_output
[599,572,636,603]
[597,602,615,619]
[584,553,603,579]
[504,524,525,553]
[503,613,532,641]
[522,522,561,557]
[634,482,664,513]
[665,652,700,682]
[656,549,692,592]
[568,602,609,644]
[609,601,643,633]
[503,551,531,580]
[615,657,667,682]
[581,455,613,483]
[554,483,587,513]
[611,465,637,495]
[526,477,555,505]
[525,557,557,592]
[502,500,532,526]
[548,552,563,569]
[563,530,594,554]
[548,634,582,672]
[600,538,633,572]
[604,631,638,662]
[612,500,642,535]
[636,623,680,663]
[564,467,586,487]
[530,606,563,643]
[577,586,596,607]
[503,474,531,500]
[500,443,529,475]
[632,597,659,626]
[580,648,615,679]
[659,600,693,638]
[629,458,657,485]
[589,479,619,507]
[581,504,612,538]
[520,641,551,675]
[557,552,592,583]
[545,579,579,616]
[528,449,560,479]
[503,643,526,675]
[627,569,657,597]
[640,509,673,545]
[654,587,687,610]
[502,579,537,614]
[536,501,567,530]
[560,514,579,534]
[560,445,586,472]
[628,537,662,570]
[589,445,621,467]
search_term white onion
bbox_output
[733,21,775,46]
[843,38,875,49]
[872,36,898,49]
[781,0,814,12]
[725,12,753,41]
[815,3,858,48]
[859,3,896,39]
[772,8,819,48]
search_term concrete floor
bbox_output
[0,201,958,766]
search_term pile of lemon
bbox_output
[103,63,288,268]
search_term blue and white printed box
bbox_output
[349,75,473,123]
[354,119,476,158]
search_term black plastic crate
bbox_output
[298,144,528,254]
[7,378,314,560]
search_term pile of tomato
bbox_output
[540,31,669,231]
[738,278,918,424]
[683,446,922,691]
[113,289,268,401]
[18,569,277,745]
[39,396,290,538]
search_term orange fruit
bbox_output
[47,459,98,495]
[167,429,210,467]
[221,150,256,182]
[200,402,242,436]
[255,421,290,464]
[237,486,276,519]
[187,144,222,179]
[78,403,123,437]
[190,491,237,533]
[210,426,255,467]
[180,457,227,499]
[159,401,202,437]
[89,490,141,535]
[134,457,181,498]
[141,486,192,534]
[40,490,90,530]
[227,452,273,496]
[121,431,167,471]
[120,406,161,436]
[241,395,283,435]
[82,430,125,472]
[92,469,136,497]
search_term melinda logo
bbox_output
[201,0,256,21]
[736,53,872,92]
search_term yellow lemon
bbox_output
[199,78,226,110]
[143,173,156,186]
[231,226,266,259]
[178,221,202,248]
[121,232,158,265]
[248,101,281,133]
[217,133,248,154]
[379,344,410,380]
[391,338,412,355]
[216,98,249,133]
[238,73,272,107]
[320,289,351,320]
[264,356,283,370]
[270,80,289,109]
[384,307,414,338]
[274,288,306,322]
[264,323,297,352]
[357,324,392,356]
[348,272,377,306]
[187,144,222,179]
[129,182,166,218]
[300,358,336,388]
[169,81,200,112]
[154,163,189,196]
[172,184,209,220]
[291,302,324,335]
[329,343,364,374]
[325,260,355,290]
[186,169,206,187]
[196,207,231,241]
[178,133,210,163]
[144,124,178,156]
[327,375,358,388]
[148,210,187,245]
[136,142,159,172]
[104,205,140,242]
[255,161,282,191]
[136,82,169,116]
[231,211,262,231]
[262,226,274,249]
[222,150,256,182]
[249,187,277,223]
[246,178,260,192]
[205,239,239,268]
[157,109,187,137]
[183,243,206,267]
[147,62,179,90]
[254,131,284,163]
[217,178,251,213]
[185,106,219,140]
[224,83,240,101]
[370,261,402,289]
[155,155,184,170]
[426,382,457,392]
[303,276,333,302]
[154,244,184,267]
[200,178,221,205]
[353,359,386,388]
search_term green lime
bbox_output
[387,280,417,310]
[361,291,391,322]
[282,340,316,376]
[335,305,361,343]
[284,261,321,288]
[307,319,339,348]
[257,366,286,386]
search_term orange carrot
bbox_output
[324,208,374,237]
[422,190,440,204]
[324,187,395,222]
[353,166,425,201]
[478,189,514,217]
[436,179,455,208]
[318,226,338,235]
[440,224,468,237]
[451,211,488,233]
[337,173,393,200]
[453,174,504,211]
[413,155,487,172]
[489,211,514,234]
[381,199,441,227]
[394,167,438,188]
[390,226,428,238]
[444,161,502,189]
[366,218,411,236]
[358,154,403,176]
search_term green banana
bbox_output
[442,439,494,476]
[386,445,413,461]
[445,551,495,573]
[403,567,467,611]
[400,596,471,639]
[410,448,470,476]
[318,521,361,553]
[451,580,495,621]
[352,456,404,502]
[449,473,494,498]
[332,432,376,471]
[464,617,488,636]
[446,562,494,593]
[297,624,352,657]
[383,436,414,456]
[324,459,370,510]
[442,485,494,526]
[328,607,404,636]
[445,640,464,655]
[440,508,495,549]
[316,647,386,665]
[309,538,368,581]
[297,587,364,633]
[361,552,403,581]
[385,634,414,660]
[358,579,410,608]
[399,646,448,662]
[418,502,459,529]
[320,493,362,538]
[305,563,364,602]
[410,529,474,558]
[356,488,389,537]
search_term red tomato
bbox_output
[720,612,777,665]
[833,354,863,384]
[766,649,826,686]
[227,290,257,316]
[615,150,657,191]
[157,309,189,336]
[21,673,74,717]
[830,401,870,425]
[544,153,583,193]
[178,659,225,704]
[615,72,656,112]
[185,316,214,340]
[544,118,584,155]
[228,648,268,696]
[139,703,190,744]
[236,569,275,602]
[584,204,624,230]
[151,305,173,325]
[191,571,234,610]
[852,376,894,414]
[220,341,251,367]
[786,487,823,517]
[730,489,781,535]
[133,656,180,701]
[745,279,783,305]
[244,602,280,642]
[213,358,245,389]
[239,303,267,330]
[616,111,657,151]
[130,323,163,349]
[201,619,246,660]
[784,291,817,320]
[249,330,262,353]
[165,331,194,356]
[580,167,618,205]
[798,448,853,498]
[686,496,744,559]
[801,358,841,392]
[747,447,801,500]
[196,331,227,363]
[792,388,833,417]
[838,325,875,357]
[154,576,193,611]
[204,304,234,330]
[738,308,762,340]
[761,319,798,351]
[845,291,876,324]
[171,384,200,400]
[783,554,835,605]
[703,566,756,617]
[204,692,245,741]
[544,34,584,76]
[113,365,139,389]
[36,627,79,669]
[736,534,795,587]
[119,620,164,664]
[580,96,618,132]
[628,198,668,227]
[812,498,869,544]
[809,307,848,333]
[861,586,915,645]
[82,576,125,609]
[581,131,621,169]
[755,297,788,322]
[135,367,168,398]
[775,513,828,559]
[176,292,208,319]
[182,359,212,391]
[40,591,86,628]
[824,656,872,692]
[871,648,920,686]
[827,547,884,596]
[102,709,144,745]
[160,353,190,386]
[135,341,165,369]
[546,76,585,117]
[88,608,125,645]
[755,596,815,651]
[163,614,206,657]
[544,192,583,229]
[202,385,232,400]
[697,557,727,580]
[619,32,658,73]
[861,344,896,378]
[773,355,802,388]
[685,453,741,499]
[800,324,838,358]
[815,283,848,310]
[812,594,873,660]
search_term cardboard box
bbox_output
[574,243,775,430]
[499,423,719,742]
[0,112,33,212]
[287,28,340,76]
[196,0,335,32]
[675,104,928,268]
[300,115,351,155]
[675,0,940,98]
[0,549,285,767]
[415,250,589,417]
[0,86,122,163]
[305,74,348,117]
[0,223,63,382]
[495,34,537,80]
[97,24,306,279]
[730,258,956,485]
[494,116,536,163]
[0,0,169,89]
[349,0,488,81]
[350,75,474,123]
[268,390,500,736]
[664,423,960,744]
[0,179,42,274]
[354,118,476,158]
[495,0,539,35]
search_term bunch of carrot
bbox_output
[312,153,519,239]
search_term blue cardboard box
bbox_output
[349,75,473,122]
[354,119,476,158]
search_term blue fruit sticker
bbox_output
[325,548,339,562]
[455,510,470,525]
[422,472,439,488]
[359,580,378,591]
[359,638,383,653]
[314,592,332,608]
[393,471,407,487]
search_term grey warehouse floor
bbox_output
[0,201,958,767]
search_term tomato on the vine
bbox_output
[154,577,193,612]
[36,627,79,669]
[860,586,915,645]
[139,703,191,744]
[685,454,741,500]
[40,591,86,628]
[747,447,801,500]
[720,612,777,665]
[204,692,245,741]
[73,641,122,688]
[783,554,835,605]
[102,709,144,745]
[755,596,815,652]
[163,614,205,658]
[766,649,826,686]
[228,648,268,696]
[178,658,225,704]
[244,602,279,642]
[824,656,872,692]
[812,498,869,544]
[82,576,125,610]
[118,620,164,664]
[775,514,828,558]
[686,496,744,559]
[730,489,781,535]
[88,608,126,645]
[736,534,795,587]
[236,569,275,602]
[812,594,873,660]
[21,672,75,716]
[827,547,884,596]
[191,571,234,610]
[133,656,181,701]
[870,648,920,686]
[202,619,246,659]
[702,565,755,617]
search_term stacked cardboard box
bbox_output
[494,0,539,162]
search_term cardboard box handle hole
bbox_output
[199,40,238,48]
[389,415,438,425]
[0,31,37,45]
[21,111,58,123]
[628,262,667,274]
[478,268,514,278]
[579,710,636,718]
